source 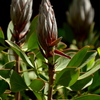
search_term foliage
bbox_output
[0,0,100,100]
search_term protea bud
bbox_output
[10,0,33,43]
[67,0,94,41]
[37,0,71,59]
[37,0,58,58]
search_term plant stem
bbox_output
[48,56,55,100]
[15,92,21,100]
[15,53,20,73]
[14,43,21,100]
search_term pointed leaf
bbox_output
[79,50,97,69]
[0,70,11,79]
[55,67,80,87]
[71,76,92,91]
[0,80,9,95]
[7,21,14,40]
[22,15,38,51]
[8,49,16,61]
[21,62,31,86]
[97,47,100,56]
[22,32,38,51]
[4,61,15,69]
[78,60,100,80]
[6,40,34,68]
[10,71,27,92]
[29,79,45,92]
[88,71,100,91]
[0,27,5,46]
[67,46,92,67]
[0,46,8,51]
[26,15,38,39]
[55,56,71,71]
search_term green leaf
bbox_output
[29,79,45,92]
[87,58,95,71]
[67,46,91,68]
[74,94,100,100]
[97,47,100,56]
[0,70,11,78]
[88,71,100,91]
[7,21,14,41]
[33,91,46,100]
[79,50,97,69]
[26,15,38,39]
[57,42,67,50]
[78,60,100,80]
[55,67,80,87]
[22,32,38,51]
[10,71,27,92]
[4,61,15,69]
[0,46,8,51]
[22,15,38,51]
[8,49,16,61]
[55,56,71,71]
[0,27,5,46]
[6,40,34,68]
[71,76,92,91]
[21,62,31,86]
[0,80,9,95]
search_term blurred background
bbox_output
[0,0,100,48]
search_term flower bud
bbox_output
[37,0,58,57]
[67,0,94,41]
[10,0,33,42]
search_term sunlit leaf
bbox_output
[22,32,38,51]
[7,21,13,41]
[67,46,92,67]
[21,62,31,86]
[55,56,71,71]
[8,49,16,61]
[6,40,34,68]
[87,58,95,71]
[0,27,5,46]
[79,50,97,69]
[78,60,100,80]
[22,15,38,51]
[26,15,38,39]
[97,47,100,56]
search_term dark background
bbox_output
[0,0,100,37]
